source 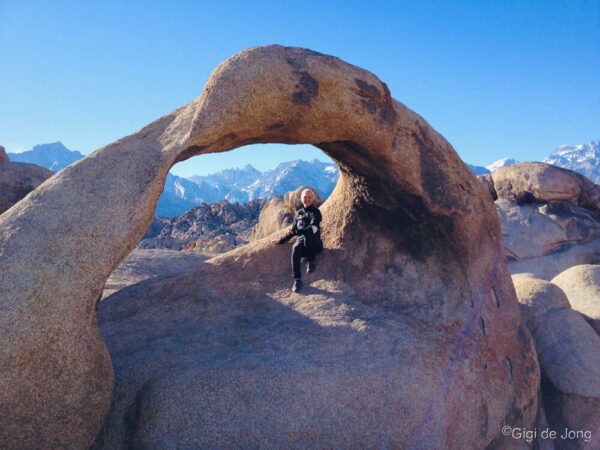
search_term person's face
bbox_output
[302,191,314,207]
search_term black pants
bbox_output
[291,234,321,279]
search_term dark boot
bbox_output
[292,278,302,293]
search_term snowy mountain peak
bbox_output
[486,157,518,172]
[543,140,600,183]
[547,140,600,158]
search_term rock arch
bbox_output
[0,45,538,448]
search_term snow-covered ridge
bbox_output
[543,140,600,183]
[486,157,518,172]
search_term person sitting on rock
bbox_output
[272,188,323,292]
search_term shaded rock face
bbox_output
[139,199,266,254]
[0,45,538,448]
[552,264,600,335]
[250,185,325,242]
[513,277,600,449]
[482,162,600,280]
[0,161,54,214]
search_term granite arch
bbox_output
[0,45,538,448]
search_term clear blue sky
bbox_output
[1,0,598,176]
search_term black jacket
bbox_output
[279,204,323,249]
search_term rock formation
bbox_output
[101,248,207,299]
[552,264,600,335]
[0,146,9,162]
[138,199,265,253]
[0,45,538,448]
[250,185,324,242]
[0,160,54,215]
[482,162,600,279]
[513,277,600,449]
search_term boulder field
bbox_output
[513,276,600,449]
[0,45,538,448]
[481,162,600,280]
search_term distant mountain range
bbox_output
[7,142,84,171]
[486,157,518,172]
[543,140,600,183]
[466,164,490,175]
[9,140,599,215]
[161,159,339,216]
[483,141,600,182]
[8,142,340,216]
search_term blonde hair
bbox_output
[300,188,314,200]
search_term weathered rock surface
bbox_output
[0,146,8,162]
[0,161,54,215]
[513,277,600,449]
[101,248,207,299]
[552,264,600,335]
[0,45,538,448]
[482,163,600,280]
[250,185,324,241]
[139,199,265,254]
[140,214,170,240]
[486,162,600,209]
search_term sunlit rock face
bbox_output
[0,45,538,448]
[513,276,600,449]
[552,264,600,335]
[482,162,600,280]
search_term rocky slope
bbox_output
[101,248,207,299]
[139,199,266,254]
[1,45,539,448]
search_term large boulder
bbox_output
[482,163,600,279]
[251,185,325,241]
[0,45,538,448]
[485,162,600,209]
[284,184,325,209]
[0,146,8,162]
[513,277,600,449]
[0,160,54,215]
[552,264,600,335]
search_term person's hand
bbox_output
[272,239,280,245]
